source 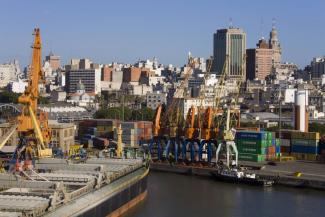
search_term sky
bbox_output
[0,0,324,68]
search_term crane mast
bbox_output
[17,28,52,157]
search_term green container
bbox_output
[236,139,268,148]
[237,146,266,154]
[238,153,265,162]
[275,139,280,146]
[267,132,273,140]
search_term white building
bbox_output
[181,97,215,117]
[146,91,167,109]
[8,79,28,93]
[0,60,21,87]
[67,80,95,107]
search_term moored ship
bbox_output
[0,157,149,217]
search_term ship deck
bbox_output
[0,158,147,217]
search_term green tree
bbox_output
[309,123,325,136]
[0,90,21,103]
[94,106,155,121]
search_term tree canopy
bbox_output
[94,107,155,121]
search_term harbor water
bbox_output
[124,171,324,217]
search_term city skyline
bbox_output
[0,0,324,68]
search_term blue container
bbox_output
[235,131,267,140]
[87,127,97,135]
[83,134,95,139]
[275,146,281,154]
[291,145,318,154]
[319,143,325,154]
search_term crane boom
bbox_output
[17,28,52,157]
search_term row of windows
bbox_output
[52,128,74,138]
[148,99,161,103]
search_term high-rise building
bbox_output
[246,38,273,80]
[66,69,101,94]
[311,57,325,79]
[45,52,60,71]
[213,28,246,80]
[269,25,282,66]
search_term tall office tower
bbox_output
[269,24,282,66]
[246,38,273,80]
[213,27,246,81]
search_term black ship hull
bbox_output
[78,170,148,217]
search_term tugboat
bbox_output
[210,107,273,187]
[210,162,273,187]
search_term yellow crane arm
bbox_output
[0,124,18,150]
[215,55,229,109]
[28,106,45,149]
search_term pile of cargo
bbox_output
[114,122,138,147]
[78,119,118,139]
[319,138,325,163]
[235,131,279,162]
[290,131,319,161]
[136,121,153,141]
[276,130,320,161]
[276,131,292,155]
[114,121,153,147]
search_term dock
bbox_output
[150,161,325,190]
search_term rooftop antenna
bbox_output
[272,18,276,29]
[259,18,264,39]
[229,17,233,28]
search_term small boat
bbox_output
[210,166,274,187]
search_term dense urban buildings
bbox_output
[0,60,21,87]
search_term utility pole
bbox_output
[122,95,125,121]
[278,85,282,140]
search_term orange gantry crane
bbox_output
[17,28,52,158]
[184,106,195,139]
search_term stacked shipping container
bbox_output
[290,131,319,161]
[235,131,275,162]
[276,130,320,161]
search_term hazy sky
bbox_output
[0,0,324,68]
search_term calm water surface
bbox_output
[124,171,324,217]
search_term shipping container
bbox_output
[275,145,281,154]
[276,131,292,140]
[291,145,318,154]
[121,122,138,129]
[236,139,268,148]
[237,146,266,155]
[280,146,291,153]
[267,146,276,155]
[290,131,320,140]
[235,131,268,140]
[291,139,318,147]
[291,153,318,161]
[280,139,290,147]
[238,153,265,162]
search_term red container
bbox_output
[280,146,290,153]
[268,146,276,155]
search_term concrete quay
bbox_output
[150,161,325,190]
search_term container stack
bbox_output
[276,131,292,155]
[290,131,319,161]
[235,131,274,162]
[114,122,138,147]
[78,119,118,139]
[318,138,325,163]
[95,119,118,138]
[136,121,153,141]
[93,137,109,150]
